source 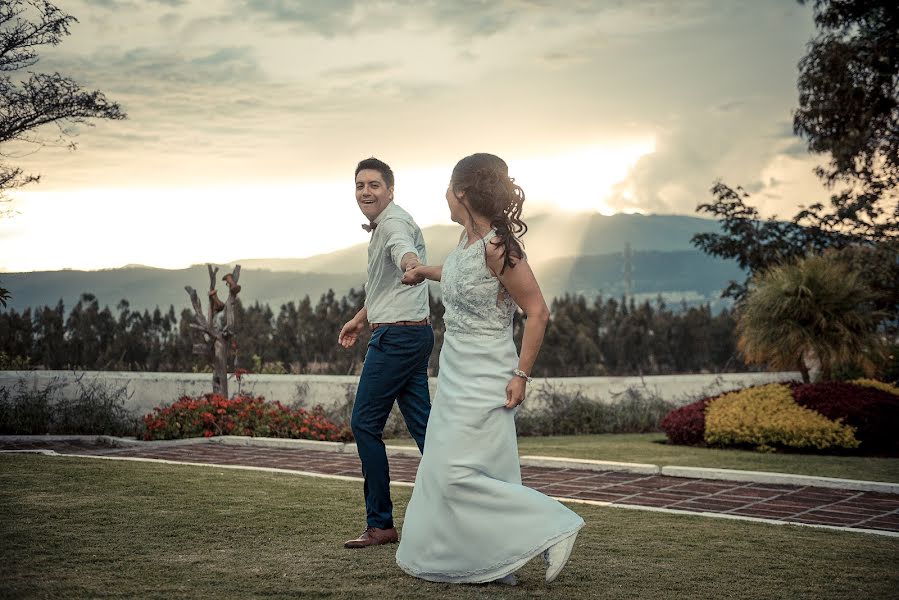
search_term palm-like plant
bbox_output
[737,252,885,382]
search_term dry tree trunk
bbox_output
[184,264,242,397]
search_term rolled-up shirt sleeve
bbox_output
[380,218,419,270]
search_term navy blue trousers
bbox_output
[351,324,433,529]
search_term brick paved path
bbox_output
[4,438,898,534]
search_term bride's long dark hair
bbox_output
[450,153,527,274]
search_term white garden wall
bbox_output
[0,370,801,417]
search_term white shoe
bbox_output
[543,531,579,583]
[493,574,518,586]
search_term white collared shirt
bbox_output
[365,202,429,323]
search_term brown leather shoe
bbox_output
[343,526,399,549]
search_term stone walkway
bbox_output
[3,438,898,535]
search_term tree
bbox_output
[184,265,243,397]
[0,1,126,205]
[692,183,855,300]
[32,298,64,369]
[793,0,899,239]
[694,185,899,333]
[0,1,126,302]
[693,0,899,316]
[737,254,884,382]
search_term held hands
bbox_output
[402,264,426,286]
[505,376,527,408]
[338,318,365,348]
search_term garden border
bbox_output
[2,434,896,494]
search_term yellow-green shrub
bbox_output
[704,383,859,451]
[852,378,899,396]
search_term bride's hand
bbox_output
[402,265,426,286]
[505,377,526,408]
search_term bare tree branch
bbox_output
[0,1,126,206]
[184,263,246,397]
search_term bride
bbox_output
[396,153,584,585]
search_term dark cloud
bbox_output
[45,45,263,92]
[233,0,358,36]
[780,140,810,157]
[88,0,186,7]
[231,0,703,39]
[322,62,394,79]
[714,100,745,113]
[158,12,180,27]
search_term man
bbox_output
[338,157,433,549]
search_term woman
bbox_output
[395,153,584,585]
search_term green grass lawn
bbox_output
[2,454,897,600]
[386,433,899,483]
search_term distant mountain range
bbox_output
[1,213,744,314]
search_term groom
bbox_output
[338,157,433,548]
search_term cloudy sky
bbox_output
[0,0,829,272]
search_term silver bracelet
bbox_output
[512,368,532,383]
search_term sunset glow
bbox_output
[510,140,656,214]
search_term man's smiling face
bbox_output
[355,169,393,222]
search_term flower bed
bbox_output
[793,382,898,454]
[143,394,352,442]
[661,380,898,455]
[704,384,858,452]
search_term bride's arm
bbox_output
[402,264,442,285]
[488,245,549,409]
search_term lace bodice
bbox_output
[442,230,517,338]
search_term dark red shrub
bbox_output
[660,397,713,446]
[793,382,899,455]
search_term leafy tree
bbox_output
[232,300,275,370]
[693,185,899,333]
[692,184,853,298]
[0,305,30,360]
[793,0,899,239]
[737,254,884,382]
[0,0,126,204]
[32,298,64,368]
[693,1,898,325]
[538,294,602,377]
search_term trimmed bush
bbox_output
[659,397,712,446]
[704,384,858,452]
[793,381,899,454]
[143,394,352,442]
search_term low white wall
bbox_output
[0,370,800,418]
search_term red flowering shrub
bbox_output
[143,394,353,442]
[660,397,712,446]
[793,382,899,455]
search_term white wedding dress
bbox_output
[395,230,585,583]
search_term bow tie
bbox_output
[362,222,377,233]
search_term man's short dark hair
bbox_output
[355,157,394,189]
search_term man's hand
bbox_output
[402,265,426,286]
[400,252,421,273]
[338,319,366,348]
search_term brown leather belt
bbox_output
[370,318,430,331]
